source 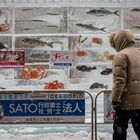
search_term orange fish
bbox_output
[92,37,102,45]
[75,50,88,57]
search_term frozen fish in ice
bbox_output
[23,27,39,31]
[86,8,120,16]
[31,14,63,27]
[76,23,106,32]
[76,65,97,72]
[130,26,140,29]
[131,8,140,12]
[0,87,6,89]
[92,37,103,45]
[75,50,88,57]
[100,68,112,75]
[22,8,34,11]
[135,37,140,41]
[89,82,108,89]
[20,38,54,48]
[28,52,49,60]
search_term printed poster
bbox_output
[0,50,25,67]
[0,91,85,123]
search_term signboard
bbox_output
[0,91,85,123]
[0,50,25,67]
[104,91,115,123]
[50,51,75,68]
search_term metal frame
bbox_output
[94,90,111,140]
[0,89,94,140]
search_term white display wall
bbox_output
[0,0,140,93]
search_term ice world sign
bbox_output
[0,91,85,123]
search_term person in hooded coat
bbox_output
[109,29,140,140]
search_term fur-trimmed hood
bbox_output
[109,29,135,52]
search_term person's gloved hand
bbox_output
[112,101,121,111]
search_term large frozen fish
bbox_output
[76,23,106,32]
[86,8,119,16]
[21,38,53,48]
[31,15,63,27]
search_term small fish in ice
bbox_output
[23,27,39,31]
[21,38,54,48]
[131,8,140,12]
[22,8,34,11]
[76,65,97,72]
[29,20,60,28]
[100,68,112,75]
[89,82,108,89]
[30,14,63,28]
[86,8,120,16]
[76,23,106,32]
[46,12,61,15]
[0,87,6,89]
[28,52,50,62]
[135,37,140,41]
[130,26,140,29]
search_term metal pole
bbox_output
[94,90,111,140]
[84,90,94,140]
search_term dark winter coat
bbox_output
[110,29,140,110]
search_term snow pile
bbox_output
[97,132,137,140]
[0,130,137,140]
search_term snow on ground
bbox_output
[0,130,137,140]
